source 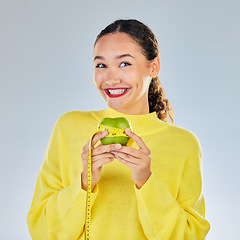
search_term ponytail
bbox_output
[148,77,173,123]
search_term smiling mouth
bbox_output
[104,88,130,98]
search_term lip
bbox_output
[104,88,130,98]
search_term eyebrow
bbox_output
[94,54,135,61]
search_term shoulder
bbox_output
[164,123,202,151]
[58,110,92,122]
[51,110,96,130]
[53,109,106,130]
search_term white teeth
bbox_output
[108,89,127,95]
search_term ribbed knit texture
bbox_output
[27,107,210,239]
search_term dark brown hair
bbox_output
[94,19,173,123]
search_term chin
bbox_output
[107,101,126,111]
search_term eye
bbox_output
[119,62,131,67]
[96,63,106,68]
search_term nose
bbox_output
[105,68,121,85]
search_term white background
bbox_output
[0,0,239,239]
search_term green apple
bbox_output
[98,117,133,146]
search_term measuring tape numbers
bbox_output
[84,124,133,240]
[84,134,94,240]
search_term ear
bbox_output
[150,56,160,78]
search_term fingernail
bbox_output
[102,131,108,135]
[125,128,131,133]
[115,144,122,149]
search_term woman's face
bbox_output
[93,32,159,115]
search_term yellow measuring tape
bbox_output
[84,136,93,240]
[84,124,133,239]
[98,124,129,137]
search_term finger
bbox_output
[125,129,149,152]
[114,153,137,169]
[111,146,142,159]
[81,150,88,161]
[92,143,122,156]
[92,157,114,171]
[113,151,139,165]
[91,152,115,162]
[82,140,90,151]
[91,131,108,147]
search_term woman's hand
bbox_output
[111,128,152,189]
[81,131,119,191]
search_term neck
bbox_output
[113,107,149,115]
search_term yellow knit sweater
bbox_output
[27,107,210,239]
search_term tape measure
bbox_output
[84,123,133,239]
[98,124,129,137]
[84,136,93,240]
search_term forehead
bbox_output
[94,32,144,56]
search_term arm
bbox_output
[27,118,99,240]
[134,140,210,240]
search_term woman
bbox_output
[27,19,210,239]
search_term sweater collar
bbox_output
[91,107,167,136]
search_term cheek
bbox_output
[93,71,102,88]
[122,68,136,83]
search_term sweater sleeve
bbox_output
[134,137,210,240]
[27,117,99,240]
